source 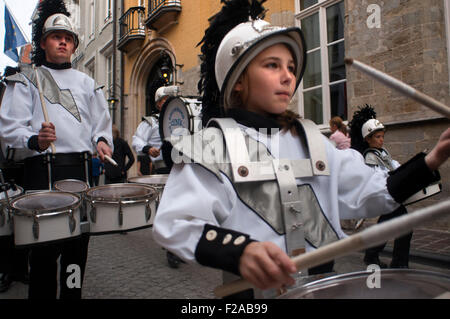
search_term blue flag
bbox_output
[4,4,28,62]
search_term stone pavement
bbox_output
[1,225,449,299]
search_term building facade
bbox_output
[72,0,122,127]
[117,0,297,175]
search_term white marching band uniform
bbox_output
[153,120,401,258]
[0,65,112,158]
[132,116,163,162]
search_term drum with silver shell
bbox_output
[278,269,450,299]
[0,185,24,237]
[159,96,202,140]
[11,191,81,247]
[54,179,90,221]
[128,174,168,212]
[85,183,157,234]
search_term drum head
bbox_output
[128,174,168,185]
[0,186,23,201]
[278,269,450,299]
[159,96,202,140]
[11,191,80,212]
[54,179,89,193]
[86,183,156,201]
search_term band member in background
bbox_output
[0,0,113,299]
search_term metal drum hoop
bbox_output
[10,191,81,219]
[85,184,157,207]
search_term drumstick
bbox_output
[33,64,56,153]
[104,155,118,167]
[214,199,450,298]
[344,58,450,119]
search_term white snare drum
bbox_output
[85,183,157,235]
[0,185,24,237]
[159,96,202,140]
[54,179,90,223]
[11,191,81,247]
[128,174,168,212]
[278,269,450,299]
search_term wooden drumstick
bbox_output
[104,155,118,167]
[344,58,450,119]
[214,199,450,298]
[33,64,56,153]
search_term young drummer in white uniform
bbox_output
[0,0,113,299]
[153,0,450,298]
[132,86,178,174]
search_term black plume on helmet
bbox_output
[197,0,267,126]
[348,104,377,154]
[32,0,71,66]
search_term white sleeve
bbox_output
[0,81,38,149]
[90,88,113,148]
[153,162,234,262]
[330,145,400,220]
[132,121,152,155]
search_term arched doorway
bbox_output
[145,52,174,116]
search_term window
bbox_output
[296,0,347,126]
[106,55,113,97]
[105,0,113,22]
[89,0,95,39]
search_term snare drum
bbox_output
[159,96,202,140]
[85,183,157,235]
[278,269,450,299]
[0,185,24,237]
[128,174,168,211]
[54,179,89,222]
[11,191,81,247]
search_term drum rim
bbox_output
[54,179,89,193]
[127,174,169,185]
[278,269,450,298]
[10,190,81,217]
[0,185,24,202]
[160,96,201,139]
[85,183,158,203]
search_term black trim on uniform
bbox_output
[43,61,72,70]
[27,135,42,152]
[97,137,108,145]
[224,108,281,133]
[195,224,256,276]
[387,152,440,203]
[142,145,151,154]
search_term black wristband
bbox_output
[97,137,108,145]
[142,145,151,154]
[387,152,441,203]
[195,224,256,276]
[27,135,42,152]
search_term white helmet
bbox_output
[42,14,79,48]
[361,119,385,139]
[155,85,179,102]
[215,19,306,109]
